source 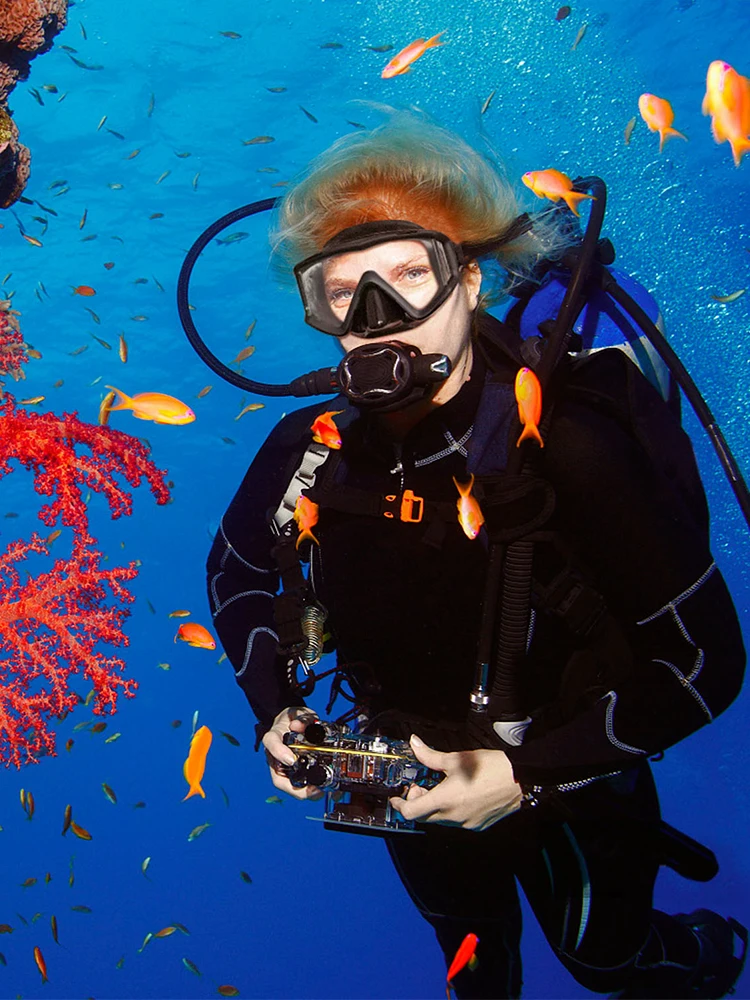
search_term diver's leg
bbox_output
[514,765,746,998]
[386,823,523,999]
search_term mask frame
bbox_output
[293,227,466,338]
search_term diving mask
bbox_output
[294,216,533,339]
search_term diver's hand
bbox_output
[389,735,523,831]
[262,706,325,802]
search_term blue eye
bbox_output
[329,287,354,305]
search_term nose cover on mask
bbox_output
[347,278,428,338]
[337,341,451,412]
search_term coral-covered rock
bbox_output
[0,0,68,206]
[0,0,68,56]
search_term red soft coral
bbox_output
[0,531,139,768]
[0,308,172,766]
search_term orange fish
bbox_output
[104,386,196,425]
[452,475,485,541]
[311,410,343,450]
[637,94,687,153]
[381,32,445,78]
[72,285,96,296]
[521,169,595,217]
[446,932,479,995]
[294,495,319,549]
[175,622,216,649]
[515,367,544,447]
[702,60,750,167]
[183,725,213,800]
[34,945,48,983]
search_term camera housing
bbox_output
[282,720,444,834]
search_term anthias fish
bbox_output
[183,725,213,801]
[311,410,343,449]
[453,475,485,541]
[515,367,544,447]
[638,94,688,152]
[521,169,595,217]
[702,60,750,166]
[381,32,445,78]
[104,386,196,425]
[175,622,216,649]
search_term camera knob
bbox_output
[305,762,329,787]
[303,722,328,745]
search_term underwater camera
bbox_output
[282,720,444,834]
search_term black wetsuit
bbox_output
[207,313,745,998]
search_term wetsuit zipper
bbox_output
[390,441,405,492]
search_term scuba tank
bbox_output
[517,264,673,404]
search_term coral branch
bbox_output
[0,300,28,382]
[0,393,171,530]
[0,531,139,768]
[0,308,172,766]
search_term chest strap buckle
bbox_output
[382,490,424,523]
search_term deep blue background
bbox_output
[1,0,749,996]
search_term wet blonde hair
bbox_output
[270,108,577,303]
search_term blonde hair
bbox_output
[270,108,577,303]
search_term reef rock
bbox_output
[0,0,68,207]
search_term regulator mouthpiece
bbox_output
[336,341,451,412]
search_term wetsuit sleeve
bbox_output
[206,412,314,744]
[504,384,746,789]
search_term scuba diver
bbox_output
[196,111,748,998]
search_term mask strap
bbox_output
[460,213,533,259]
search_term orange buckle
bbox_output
[382,491,424,522]
[400,489,424,523]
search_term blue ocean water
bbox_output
[1,0,749,996]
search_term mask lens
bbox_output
[296,237,457,336]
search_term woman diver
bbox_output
[204,111,747,998]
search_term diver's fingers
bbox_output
[262,732,296,767]
[289,716,315,732]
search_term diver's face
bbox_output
[333,240,481,398]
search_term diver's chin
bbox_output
[375,384,441,433]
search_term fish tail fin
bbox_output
[516,422,545,448]
[562,191,594,217]
[182,783,205,802]
[295,528,319,550]
[660,127,688,151]
[104,385,132,411]
[426,31,446,47]
[452,474,474,498]
[730,136,750,166]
